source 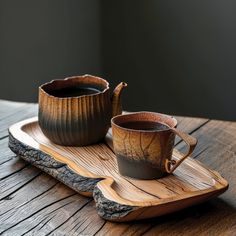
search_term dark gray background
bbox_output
[0,0,235,120]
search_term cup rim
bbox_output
[111,111,178,133]
[39,74,110,99]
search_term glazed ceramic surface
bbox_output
[111,112,197,179]
[39,75,127,146]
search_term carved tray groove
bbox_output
[8,117,228,221]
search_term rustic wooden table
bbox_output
[0,100,235,235]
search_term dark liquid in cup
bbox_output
[120,121,169,131]
[48,87,101,98]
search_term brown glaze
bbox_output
[39,75,127,146]
[111,112,197,179]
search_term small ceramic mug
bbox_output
[39,75,127,146]
[111,112,197,179]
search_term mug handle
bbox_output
[165,127,197,174]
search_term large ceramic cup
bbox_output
[39,75,127,146]
[111,112,197,179]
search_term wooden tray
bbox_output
[8,117,228,222]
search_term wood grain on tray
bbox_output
[8,117,228,221]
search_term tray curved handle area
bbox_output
[8,117,228,222]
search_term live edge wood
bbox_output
[8,117,228,222]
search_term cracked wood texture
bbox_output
[0,100,235,235]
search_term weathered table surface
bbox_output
[0,100,235,236]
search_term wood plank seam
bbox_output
[0,193,79,235]
[0,182,58,218]
[0,171,42,201]
[44,199,93,236]
[0,135,9,141]
[20,199,91,235]
[0,163,30,181]
[93,221,107,236]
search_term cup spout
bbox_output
[111,82,127,117]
